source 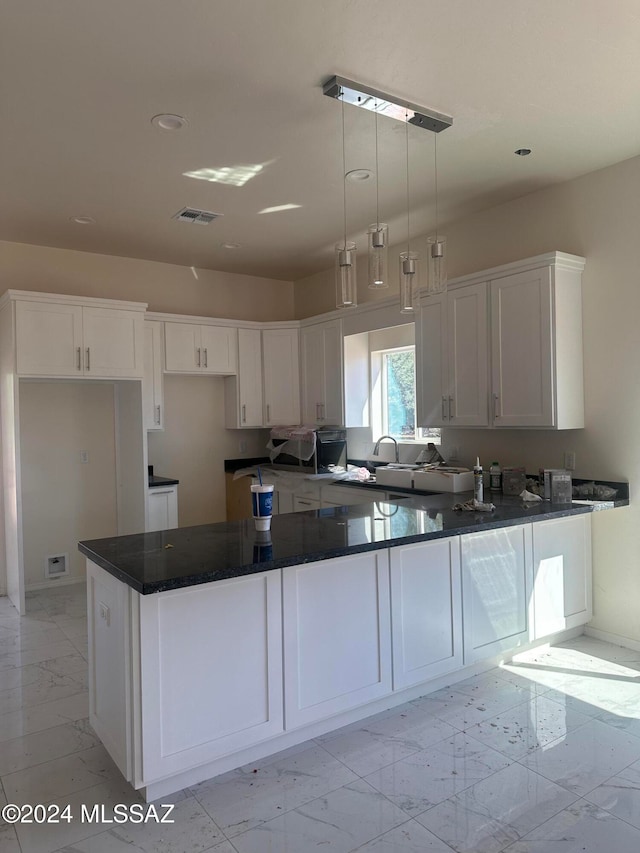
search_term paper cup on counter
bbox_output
[251,483,274,531]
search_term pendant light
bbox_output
[427,132,447,293]
[367,105,388,289]
[399,112,418,314]
[335,91,357,308]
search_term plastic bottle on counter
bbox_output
[489,461,502,492]
[473,457,484,503]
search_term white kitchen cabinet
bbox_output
[416,282,489,428]
[532,514,592,638]
[164,321,237,375]
[16,299,145,379]
[390,538,463,689]
[282,550,392,728]
[301,319,344,425]
[146,485,178,532]
[224,328,264,428]
[491,260,584,428]
[461,524,533,663]
[320,484,374,507]
[262,327,300,426]
[143,321,164,430]
[139,568,283,782]
[293,495,321,512]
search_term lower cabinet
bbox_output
[293,495,321,512]
[461,524,533,663]
[139,570,283,781]
[532,514,592,638]
[282,550,392,729]
[147,486,178,532]
[390,538,463,689]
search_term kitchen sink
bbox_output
[375,466,415,489]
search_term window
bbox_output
[371,345,441,443]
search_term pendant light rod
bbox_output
[341,93,347,247]
[323,75,453,133]
[374,107,380,227]
[405,109,410,253]
[434,132,439,243]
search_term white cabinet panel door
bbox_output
[200,325,237,374]
[491,268,553,427]
[447,283,489,426]
[532,514,592,638]
[322,320,344,424]
[416,294,447,427]
[283,551,392,728]
[390,537,463,689]
[147,487,178,532]
[164,322,200,372]
[143,321,164,430]
[301,324,325,423]
[263,328,300,426]
[237,328,263,426]
[16,301,83,377]
[461,524,533,663]
[82,307,144,378]
[139,571,283,781]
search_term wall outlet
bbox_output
[564,451,576,471]
[80,450,89,464]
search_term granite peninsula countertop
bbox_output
[78,489,628,595]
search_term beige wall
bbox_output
[296,153,640,646]
[147,376,269,526]
[19,381,118,588]
[0,240,295,321]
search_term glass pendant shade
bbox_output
[427,235,447,293]
[335,241,358,308]
[367,223,389,289]
[399,251,419,314]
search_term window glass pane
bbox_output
[384,350,415,438]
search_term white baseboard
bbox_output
[26,576,86,593]
[584,625,640,654]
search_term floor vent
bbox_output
[172,207,222,225]
[45,553,69,579]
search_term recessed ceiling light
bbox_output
[221,241,242,250]
[345,169,372,182]
[151,113,188,131]
[70,216,96,225]
[514,148,532,156]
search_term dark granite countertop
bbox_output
[78,490,628,595]
[148,475,180,488]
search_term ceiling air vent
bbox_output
[172,207,223,225]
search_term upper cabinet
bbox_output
[15,296,145,379]
[417,252,585,430]
[417,283,489,428]
[224,327,264,428]
[164,321,237,375]
[300,319,344,425]
[262,328,300,426]
[143,321,164,430]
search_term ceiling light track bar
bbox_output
[323,75,452,133]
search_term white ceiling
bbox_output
[2,0,640,282]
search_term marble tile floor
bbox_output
[2,585,640,852]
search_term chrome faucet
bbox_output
[373,435,399,463]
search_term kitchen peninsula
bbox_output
[79,489,627,801]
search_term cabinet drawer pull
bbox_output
[442,396,447,420]
[242,404,246,423]
[316,403,321,420]
[86,347,90,371]
[196,348,201,367]
[156,405,161,424]
[493,394,500,419]
[449,396,454,419]
[150,489,173,495]
[77,347,82,371]
[203,347,208,368]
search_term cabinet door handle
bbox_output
[442,396,447,420]
[156,405,161,424]
[266,404,271,422]
[196,348,201,367]
[86,347,90,371]
[449,396,454,419]
[77,347,82,371]
[493,394,500,419]
[320,403,325,420]
[316,403,321,420]
[203,348,208,368]
[242,404,246,423]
